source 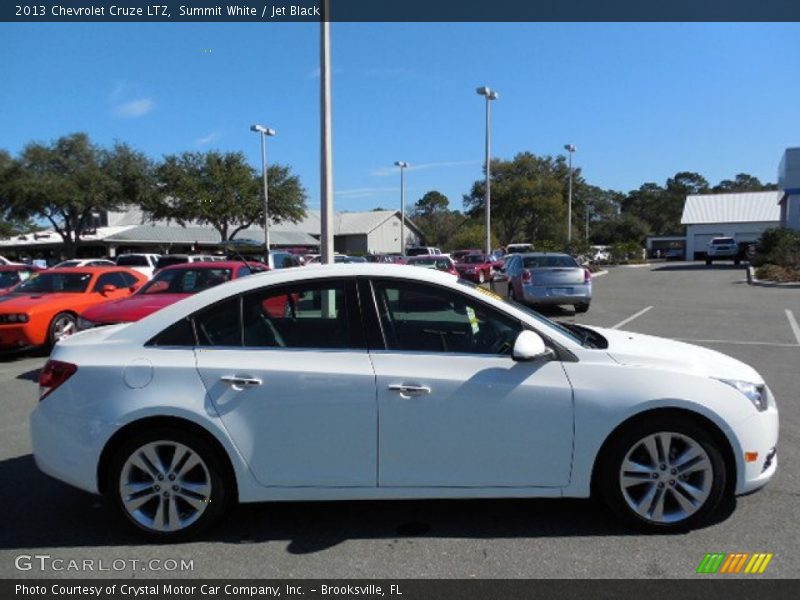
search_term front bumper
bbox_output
[0,324,40,350]
[729,393,779,495]
[522,283,592,306]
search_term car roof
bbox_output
[158,260,264,271]
[515,252,571,258]
[43,266,143,275]
[0,264,41,271]
[409,254,451,260]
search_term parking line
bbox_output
[611,306,653,330]
[680,338,800,348]
[785,310,800,346]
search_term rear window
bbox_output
[406,248,432,256]
[522,256,578,268]
[139,268,232,294]
[117,255,149,267]
[461,255,487,264]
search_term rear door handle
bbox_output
[388,384,431,397]
[220,375,263,388]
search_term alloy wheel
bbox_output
[618,431,713,524]
[119,441,212,533]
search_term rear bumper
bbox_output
[522,283,592,305]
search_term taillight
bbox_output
[584,268,592,283]
[38,360,78,401]
[522,270,532,283]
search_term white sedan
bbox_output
[30,264,778,540]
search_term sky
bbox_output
[1,22,799,214]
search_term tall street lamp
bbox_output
[477,86,499,256]
[251,124,276,257]
[394,161,409,255]
[564,144,576,243]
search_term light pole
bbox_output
[564,144,576,243]
[320,0,334,265]
[477,86,499,256]
[250,124,276,258]
[394,161,408,255]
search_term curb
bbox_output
[591,270,609,278]
[746,265,800,289]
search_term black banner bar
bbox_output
[4,580,800,600]
[3,0,800,23]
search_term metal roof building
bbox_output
[680,191,781,260]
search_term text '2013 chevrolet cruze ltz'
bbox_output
[30,264,778,541]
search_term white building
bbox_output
[681,191,782,260]
[778,147,800,230]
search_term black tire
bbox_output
[705,259,712,266]
[47,312,77,348]
[574,302,590,314]
[598,417,727,532]
[107,427,230,542]
[734,258,741,266]
[507,284,516,300]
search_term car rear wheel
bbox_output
[48,312,77,347]
[599,418,726,531]
[705,258,712,265]
[108,428,228,541]
[574,302,590,313]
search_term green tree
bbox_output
[713,173,777,193]
[146,151,307,242]
[3,133,154,257]
[590,213,651,245]
[445,222,499,251]
[463,152,569,245]
[413,190,450,217]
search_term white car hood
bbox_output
[592,326,763,384]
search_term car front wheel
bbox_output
[600,418,726,531]
[108,428,228,541]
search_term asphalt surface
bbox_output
[1,261,798,579]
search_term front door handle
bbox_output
[220,375,263,388]
[388,384,431,397]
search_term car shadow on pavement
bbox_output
[0,454,737,552]
[651,264,746,272]
[15,368,40,382]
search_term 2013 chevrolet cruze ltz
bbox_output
[30,264,778,540]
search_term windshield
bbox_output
[117,255,150,267]
[522,255,578,268]
[15,272,91,294]
[139,268,232,295]
[406,248,431,256]
[456,279,587,347]
[54,260,81,268]
[0,272,21,288]
[712,238,736,245]
[461,255,487,264]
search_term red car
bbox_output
[455,253,494,284]
[0,264,43,295]
[77,261,267,329]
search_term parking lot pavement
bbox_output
[1,262,798,579]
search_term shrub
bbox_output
[755,264,800,283]
[610,241,643,264]
[752,228,800,268]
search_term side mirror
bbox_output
[100,284,117,294]
[512,330,553,362]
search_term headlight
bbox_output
[717,379,768,411]
[76,317,96,331]
[2,313,29,323]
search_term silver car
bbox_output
[503,252,592,312]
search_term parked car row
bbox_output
[0,261,268,353]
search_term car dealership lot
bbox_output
[1,262,798,579]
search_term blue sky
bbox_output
[1,22,798,213]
